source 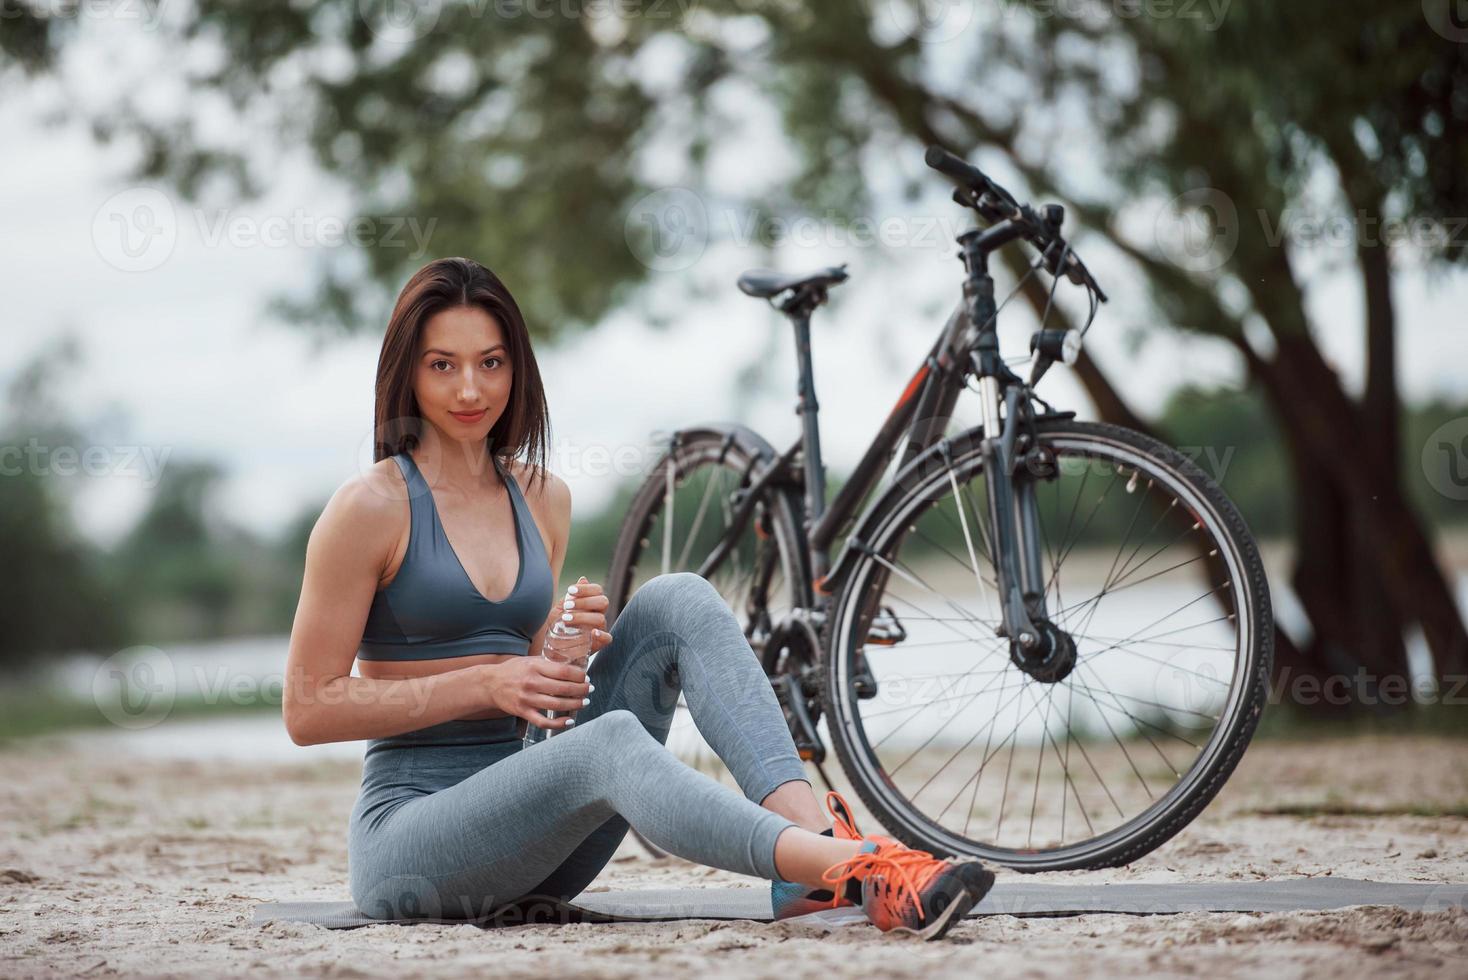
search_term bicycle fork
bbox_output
[957,230,1077,682]
[962,369,1078,683]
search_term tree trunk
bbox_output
[839,43,1468,706]
[1242,343,1410,712]
[1254,327,1468,686]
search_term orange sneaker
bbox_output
[771,791,868,921]
[820,838,995,940]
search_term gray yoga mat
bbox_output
[252,878,1468,930]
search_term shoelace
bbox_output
[819,843,944,923]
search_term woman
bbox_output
[281,257,994,941]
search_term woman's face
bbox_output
[414,304,514,445]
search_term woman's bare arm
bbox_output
[282,464,498,746]
[522,462,574,656]
[283,459,584,745]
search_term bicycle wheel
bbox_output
[823,420,1272,871]
[606,429,808,854]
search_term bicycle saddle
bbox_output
[736,264,849,299]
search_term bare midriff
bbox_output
[356,652,522,720]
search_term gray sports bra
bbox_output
[357,451,556,662]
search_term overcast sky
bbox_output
[5,17,1467,550]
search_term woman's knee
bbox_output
[561,710,666,789]
[557,708,653,761]
[635,571,719,609]
[582,707,653,744]
[622,572,723,631]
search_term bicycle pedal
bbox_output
[864,605,907,646]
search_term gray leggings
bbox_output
[348,572,808,920]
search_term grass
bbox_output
[0,687,282,741]
[1253,700,1468,741]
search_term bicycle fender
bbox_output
[656,422,779,467]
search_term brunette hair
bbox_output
[372,257,551,496]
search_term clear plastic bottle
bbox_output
[521,620,593,748]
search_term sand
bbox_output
[1,732,1466,978]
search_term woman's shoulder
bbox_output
[307,458,408,565]
[322,458,411,532]
[506,459,571,523]
[505,458,568,502]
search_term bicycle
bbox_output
[606,146,1273,872]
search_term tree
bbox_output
[112,459,242,638]
[995,1,1468,700]
[0,335,130,669]
[7,0,1464,707]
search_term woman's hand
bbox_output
[559,575,613,654]
[481,657,592,732]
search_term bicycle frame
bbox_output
[692,218,1057,649]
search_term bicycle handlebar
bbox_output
[924,146,1108,303]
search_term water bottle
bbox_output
[521,620,593,748]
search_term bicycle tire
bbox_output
[822,420,1273,871]
[606,427,809,858]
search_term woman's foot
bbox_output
[821,837,996,941]
[771,791,866,920]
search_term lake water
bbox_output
[24,567,1467,766]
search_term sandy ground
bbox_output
[1,733,1466,979]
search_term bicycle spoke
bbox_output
[883,591,989,646]
[938,679,1029,825]
[1050,466,1122,588]
[960,477,998,569]
[1045,464,1091,601]
[1064,671,1154,801]
[880,663,1017,761]
[1076,641,1232,689]
[857,672,1019,720]
[866,550,1001,633]
[908,522,1000,594]
[1060,468,1154,636]
[1027,683,1056,849]
[674,463,724,572]
[1055,552,1219,636]
[831,429,1259,867]
[946,462,994,612]
[1075,661,1187,769]
[1022,679,1093,848]
[909,675,1037,805]
[994,675,1025,841]
[1108,518,1208,594]
[1076,630,1237,653]
[1058,677,1098,840]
